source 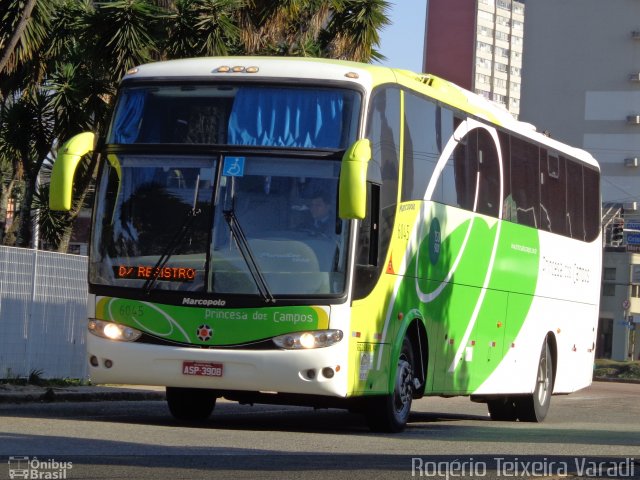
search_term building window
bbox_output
[604,267,616,281]
[477,57,492,70]
[476,73,491,85]
[496,15,511,27]
[478,10,494,22]
[479,25,494,38]
[477,41,494,54]
[493,93,506,104]
[602,283,616,296]
[632,284,640,298]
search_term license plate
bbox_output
[182,361,223,377]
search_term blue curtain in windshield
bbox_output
[110,90,147,143]
[227,88,344,148]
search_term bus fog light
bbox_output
[88,319,142,342]
[104,359,113,368]
[89,355,99,367]
[322,367,335,378]
[272,330,343,349]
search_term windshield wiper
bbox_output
[143,206,201,294]
[222,207,275,304]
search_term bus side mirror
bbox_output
[49,132,96,211]
[339,139,371,219]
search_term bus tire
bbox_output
[166,387,216,421]
[487,397,518,421]
[365,336,414,433]
[515,339,553,422]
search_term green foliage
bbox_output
[0,0,391,251]
[594,359,640,380]
[0,370,91,387]
[87,0,164,83]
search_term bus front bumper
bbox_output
[87,335,349,397]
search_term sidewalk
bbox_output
[1,378,638,404]
[0,383,165,404]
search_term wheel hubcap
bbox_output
[536,353,550,405]
[394,358,413,415]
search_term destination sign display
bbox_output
[113,265,196,282]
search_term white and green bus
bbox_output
[50,57,601,432]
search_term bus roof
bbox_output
[123,56,598,169]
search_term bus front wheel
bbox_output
[365,336,415,433]
[515,339,553,422]
[166,387,217,421]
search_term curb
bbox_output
[593,376,640,385]
[1,379,638,404]
[0,387,165,404]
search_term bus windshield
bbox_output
[106,84,360,149]
[89,154,349,297]
[91,82,359,297]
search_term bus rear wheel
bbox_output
[515,339,553,422]
[365,336,415,433]
[166,387,217,421]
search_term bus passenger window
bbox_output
[583,166,600,242]
[453,130,477,211]
[540,151,567,235]
[499,131,516,222]
[476,129,500,218]
[566,159,585,240]
[510,136,540,228]
[402,92,441,201]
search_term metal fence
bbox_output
[0,246,88,379]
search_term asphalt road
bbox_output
[0,381,638,479]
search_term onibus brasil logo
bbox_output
[8,456,72,479]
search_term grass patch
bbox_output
[0,369,91,387]
[594,359,640,380]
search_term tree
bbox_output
[0,0,55,76]
[0,0,391,251]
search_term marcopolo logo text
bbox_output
[182,297,226,307]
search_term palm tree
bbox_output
[323,0,390,62]
[0,90,55,247]
[164,0,243,59]
[0,0,56,76]
[1,0,391,250]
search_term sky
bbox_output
[376,0,428,72]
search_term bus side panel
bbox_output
[376,203,542,396]
[474,230,601,395]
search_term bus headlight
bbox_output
[272,330,343,349]
[88,319,142,342]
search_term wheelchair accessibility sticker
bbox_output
[223,157,245,177]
